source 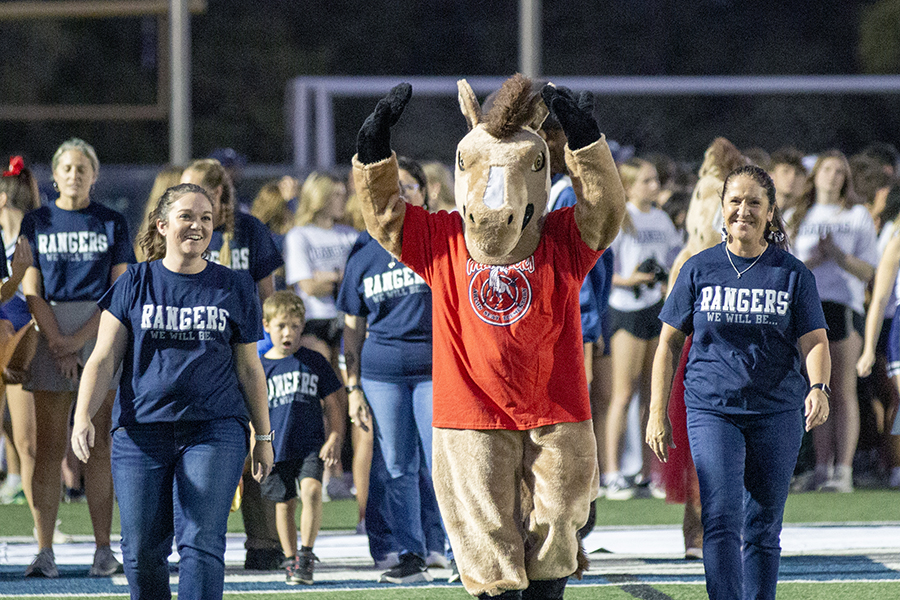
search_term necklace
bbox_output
[724,244,765,278]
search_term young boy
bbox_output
[260,291,345,585]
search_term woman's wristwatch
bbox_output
[346,384,363,394]
[254,430,275,442]
[809,383,831,399]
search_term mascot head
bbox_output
[455,74,550,265]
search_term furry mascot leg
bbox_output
[433,421,598,598]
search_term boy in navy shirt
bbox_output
[259,291,345,585]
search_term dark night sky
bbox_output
[0,0,897,165]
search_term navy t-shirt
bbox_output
[261,347,342,462]
[660,243,826,415]
[21,202,135,301]
[553,176,613,343]
[100,260,263,428]
[336,232,432,382]
[580,249,613,343]
[208,212,284,283]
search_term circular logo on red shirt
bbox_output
[468,265,533,326]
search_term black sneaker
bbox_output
[244,547,283,571]
[379,553,433,584]
[284,555,298,584]
[287,550,316,585]
[24,549,58,578]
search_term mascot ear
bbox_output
[528,89,550,131]
[457,79,482,131]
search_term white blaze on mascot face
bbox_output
[455,76,551,264]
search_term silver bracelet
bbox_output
[254,429,275,442]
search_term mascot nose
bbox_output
[483,166,505,210]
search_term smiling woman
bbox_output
[721,166,778,258]
[154,187,214,269]
[648,165,830,600]
[70,182,273,599]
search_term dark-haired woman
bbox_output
[0,156,39,507]
[71,183,273,600]
[648,165,830,600]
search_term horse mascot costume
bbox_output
[352,74,626,599]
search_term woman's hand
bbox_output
[805,388,830,431]
[56,352,81,383]
[804,237,829,271]
[645,412,674,463]
[71,414,95,463]
[817,232,843,262]
[348,388,372,433]
[631,271,657,286]
[251,440,273,483]
[857,350,876,378]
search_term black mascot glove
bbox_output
[356,83,413,164]
[540,85,600,151]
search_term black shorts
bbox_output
[609,299,664,341]
[821,301,864,342]
[260,450,325,503]
[302,318,343,348]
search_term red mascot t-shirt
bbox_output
[401,204,601,430]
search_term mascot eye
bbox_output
[532,152,545,172]
[458,153,465,171]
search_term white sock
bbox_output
[1,474,21,489]
[833,465,852,480]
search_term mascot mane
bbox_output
[482,74,538,139]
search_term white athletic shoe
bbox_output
[604,474,635,501]
[426,550,450,569]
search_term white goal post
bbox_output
[287,75,900,170]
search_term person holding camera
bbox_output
[603,157,683,500]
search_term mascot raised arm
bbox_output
[352,74,626,600]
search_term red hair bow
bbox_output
[3,156,24,177]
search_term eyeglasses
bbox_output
[399,182,421,195]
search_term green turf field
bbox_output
[2,492,899,599]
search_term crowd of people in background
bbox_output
[1,128,900,594]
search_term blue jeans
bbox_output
[687,408,804,600]
[112,419,248,600]
[362,377,445,559]
[366,435,446,560]
[365,435,395,561]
